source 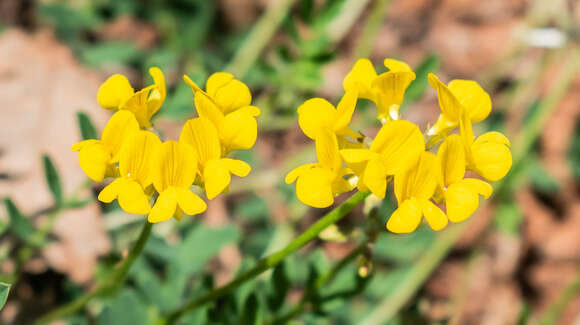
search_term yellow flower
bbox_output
[344,58,416,122]
[285,130,352,208]
[149,141,207,223]
[340,120,424,198]
[427,73,491,137]
[436,134,493,223]
[387,152,447,233]
[97,67,166,128]
[71,110,140,182]
[183,73,260,153]
[180,117,251,199]
[297,90,359,140]
[458,107,512,181]
[98,130,161,214]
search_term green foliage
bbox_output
[529,158,560,194]
[76,111,98,140]
[494,199,523,235]
[98,289,149,325]
[0,283,10,311]
[267,262,290,311]
[241,293,261,325]
[81,42,144,68]
[42,154,63,206]
[3,198,37,246]
[404,55,440,104]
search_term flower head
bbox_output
[97,67,166,128]
[297,90,359,140]
[149,141,207,223]
[71,110,140,181]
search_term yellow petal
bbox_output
[213,79,252,115]
[462,178,493,199]
[297,98,337,139]
[147,67,167,120]
[445,181,480,223]
[340,149,373,163]
[421,200,448,231]
[343,58,377,100]
[387,197,422,234]
[97,74,134,110]
[221,158,251,177]
[183,74,203,93]
[437,134,465,187]
[119,130,161,186]
[121,86,154,128]
[448,79,491,124]
[383,58,413,72]
[372,70,415,119]
[78,141,111,182]
[363,158,387,198]
[458,106,475,160]
[148,187,177,223]
[474,131,511,148]
[72,139,99,152]
[371,120,424,175]
[152,141,198,192]
[101,110,140,162]
[98,178,122,203]
[296,167,334,208]
[206,72,234,97]
[116,178,151,214]
[394,152,437,202]
[315,130,341,171]
[334,90,358,134]
[179,117,221,168]
[194,91,226,130]
[428,73,462,122]
[203,159,231,199]
[176,187,207,215]
[221,106,259,151]
[471,140,512,181]
[285,163,317,184]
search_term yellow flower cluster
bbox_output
[286,58,512,233]
[72,68,259,223]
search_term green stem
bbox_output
[353,0,391,59]
[225,0,297,78]
[34,221,153,325]
[158,191,370,325]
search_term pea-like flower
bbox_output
[183,73,260,154]
[427,73,491,138]
[149,141,207,223]
[285,130,353,208]
[71,110,139,182]
[340,120,424,198]
[436,134,493,223]
[180,117,251,199]
[97,67,166,128]
[388,152,447,233]
[98,130,161,214]
[297,90,359,140]
[344,58,416,122]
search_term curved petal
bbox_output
[152,141,198,192]
[214,79,252,115]
[340,149,373,163]
[221,107,259,151]
[179,117,221,168]
[97,74,134,110]
[285,163,317,184]
[315,130,341,171]
[78,142,111,182]
[445,181,479,223]
[183,74,203,93]
[101,110,140,162]
[334,89,358,133]
[206,72,234,97]
[372,120,424,175]
[471,141,512,181]
[383,58,413,72]
[343,58,377,100]
[474,131,511,147]
[176,187,207,216]
[121,86,154,128]
[448,79,491,123]
[297,98,337,139]
[386,197,422,234]
[117,178,151,214]
[221,158,251,177]
[148,187,177,223]
[428,73,462,122]
[363,158,387,198]
[296,167,334,208]
[71,139,99,152]
[119,130,161,186]
[372,70,415,119]
[98,178,122,203]
[397,152,437,201]
[462,178,493,199]
[147,67,166,119]
[203,159,231,200]
[194,91,225,131]
[421,199,448,231]
[437,134,465,187]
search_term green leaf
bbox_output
[529,158,560,194]
[494,199,523,235]
[404,54,440,104]
[0,283,10,310]
[98,289,149,325]
[4,198,36,245]
[241,293,261,325]
[76,111,97,140]
[267,261,290,311]
[42,154,63,206]
[81,42,143,68]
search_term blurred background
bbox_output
[1,0,580,324]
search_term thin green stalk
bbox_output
[353,0,391,59]
[360,48,580,325]
[539,268,580,325]
[157,191,370,325]
[225,0,297,78]
[34,221,153,325]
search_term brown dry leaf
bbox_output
[98,16,158,49]
[0,29,111,283]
